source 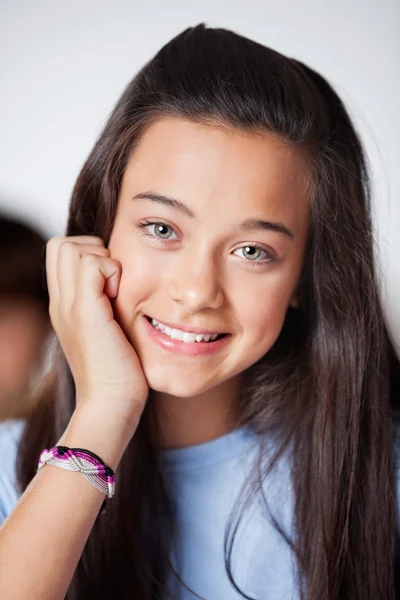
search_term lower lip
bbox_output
[143,316,231,356]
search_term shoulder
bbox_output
[0,419,25,524]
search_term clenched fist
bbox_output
[46,236,149,429]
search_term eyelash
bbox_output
[136,220,278,266]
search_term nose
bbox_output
[167,249,224,313]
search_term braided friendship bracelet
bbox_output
[37,446,116,502]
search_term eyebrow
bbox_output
[132,192,294,240]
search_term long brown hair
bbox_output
[17,24,400,599]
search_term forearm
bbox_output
[0,407,136,600]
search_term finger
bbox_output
[46,236,105,307]
[46,237,64,307]
[57,242,110,311]
[75,254,122,319]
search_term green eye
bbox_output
[242,246,261,260]
[153,223,173,239]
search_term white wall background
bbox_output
[1,0,399,341]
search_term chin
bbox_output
[149,378,208,398]
[144,366,214,398]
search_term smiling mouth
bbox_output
[145,316,227,344]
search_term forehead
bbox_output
[122,117,310,228]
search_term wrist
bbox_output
[75,388,147,431]
[58,404,139,471]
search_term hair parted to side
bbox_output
[17,23,400,600]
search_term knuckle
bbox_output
[103,256,118,273]
[112,258,122,272]
[81,252,99,266]
[46,236,65,254]
[92,246,110,258]
[90,236,105,245]
[58,239,77,256]
[75,235,105,247]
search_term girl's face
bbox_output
[109,118,310,398]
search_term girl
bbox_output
[0,24,399,600]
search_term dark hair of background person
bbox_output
[0,214,48,308]
[16,24,400,600]
[0,213,50,420]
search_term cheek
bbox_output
[234,277,293,355]
[113,255,153,319]
[109,235,165,324]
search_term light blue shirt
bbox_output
[1,418,399,599]
[0,419,24,523]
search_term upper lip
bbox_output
[146,315,227,335]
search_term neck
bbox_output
[151,376,241,449]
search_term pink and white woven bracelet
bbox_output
[37,446,116,499]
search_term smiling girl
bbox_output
[0,24,399,600]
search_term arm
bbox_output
[0,236,149,599]
[0,405,138,600]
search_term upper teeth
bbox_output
[151,319,219,343]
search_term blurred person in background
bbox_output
[0,214,51,421]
